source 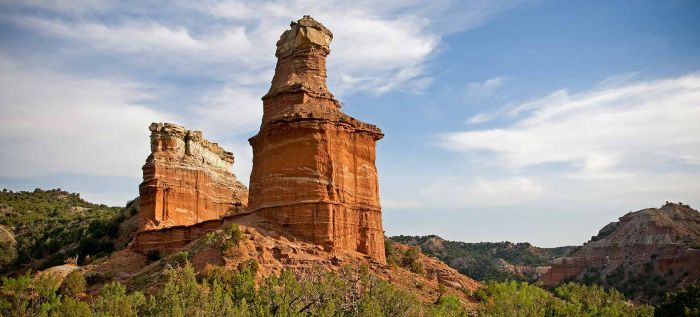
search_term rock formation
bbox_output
[133,123,247,252]
[247,16,386,263]
[540,202,700,302]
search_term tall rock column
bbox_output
[138,123,248,232]
[247,16,386,263]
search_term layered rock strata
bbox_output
[134,123,247,252]
[540,203,700,301]
[247,16,386,263]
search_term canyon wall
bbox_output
[247,16,386,263]
[132,123,247,252]
[539,203,700,302]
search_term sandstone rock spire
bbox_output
[247,16,386,263]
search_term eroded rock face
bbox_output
[539,202,700,302]
[137,123,248,232]
[248,16,386,263]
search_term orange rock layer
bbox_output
[136,123,247,233]
[247,16,386,263]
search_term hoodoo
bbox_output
[247,16,386,263]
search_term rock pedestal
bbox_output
[137,123,247,232]
[247,16,386,263]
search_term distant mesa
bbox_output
[539,202,700,303]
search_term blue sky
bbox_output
[1,0,699,246]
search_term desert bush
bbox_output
[94,281,146,317]
[168,251,189,266]
[0,271,61,317]
[60,269,85,299]
[403,246,424,274]
[1,261,474,317]
[655,282,700,317]
[385,240,399,268]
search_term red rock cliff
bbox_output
[137,122,248,232]
[247,16,386,263]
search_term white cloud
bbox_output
[191,87,263,136]
[466,76,505,97]
[382,73,700,213]
[0,55,174,178]
[2,1,523,95]
[0,0,111,14]
[0,55,260,183]
[465,112,497,125]
[443,74,700,177]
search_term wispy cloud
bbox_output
[0,55,173,178]
[466,76,506,97]
[443,74,700,177]
[1,1,525,95]
[383,73,700,212]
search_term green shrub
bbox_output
[2,262,475,316]
[403,245,424,274]
[94,281,145,317]
[61,270,86,298]
[223,223,243,245]
[475,280,654,317]
[54,297,92,317]
[655,282,700,317]
[169,251,189,266]
[0,271,61,317]
[385,239,399,267]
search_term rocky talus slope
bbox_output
[540,202,700,303]
[85,212,480,305]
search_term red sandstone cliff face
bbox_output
[133,123,248,252]
[247,16,386,263]
[540,202,700,302]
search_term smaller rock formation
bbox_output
[133,123,247,253]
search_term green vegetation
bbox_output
[655,282,700,317]
[0,262,469,317]
[403,246,425,274]
[384,240,424,274]
[205,222,245,254]
[575,260,673,303]
[60,270,86,299]
[0,188,127,272]
[390,235,576,281]
[3,264,680,316]
[476,280,654,316]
